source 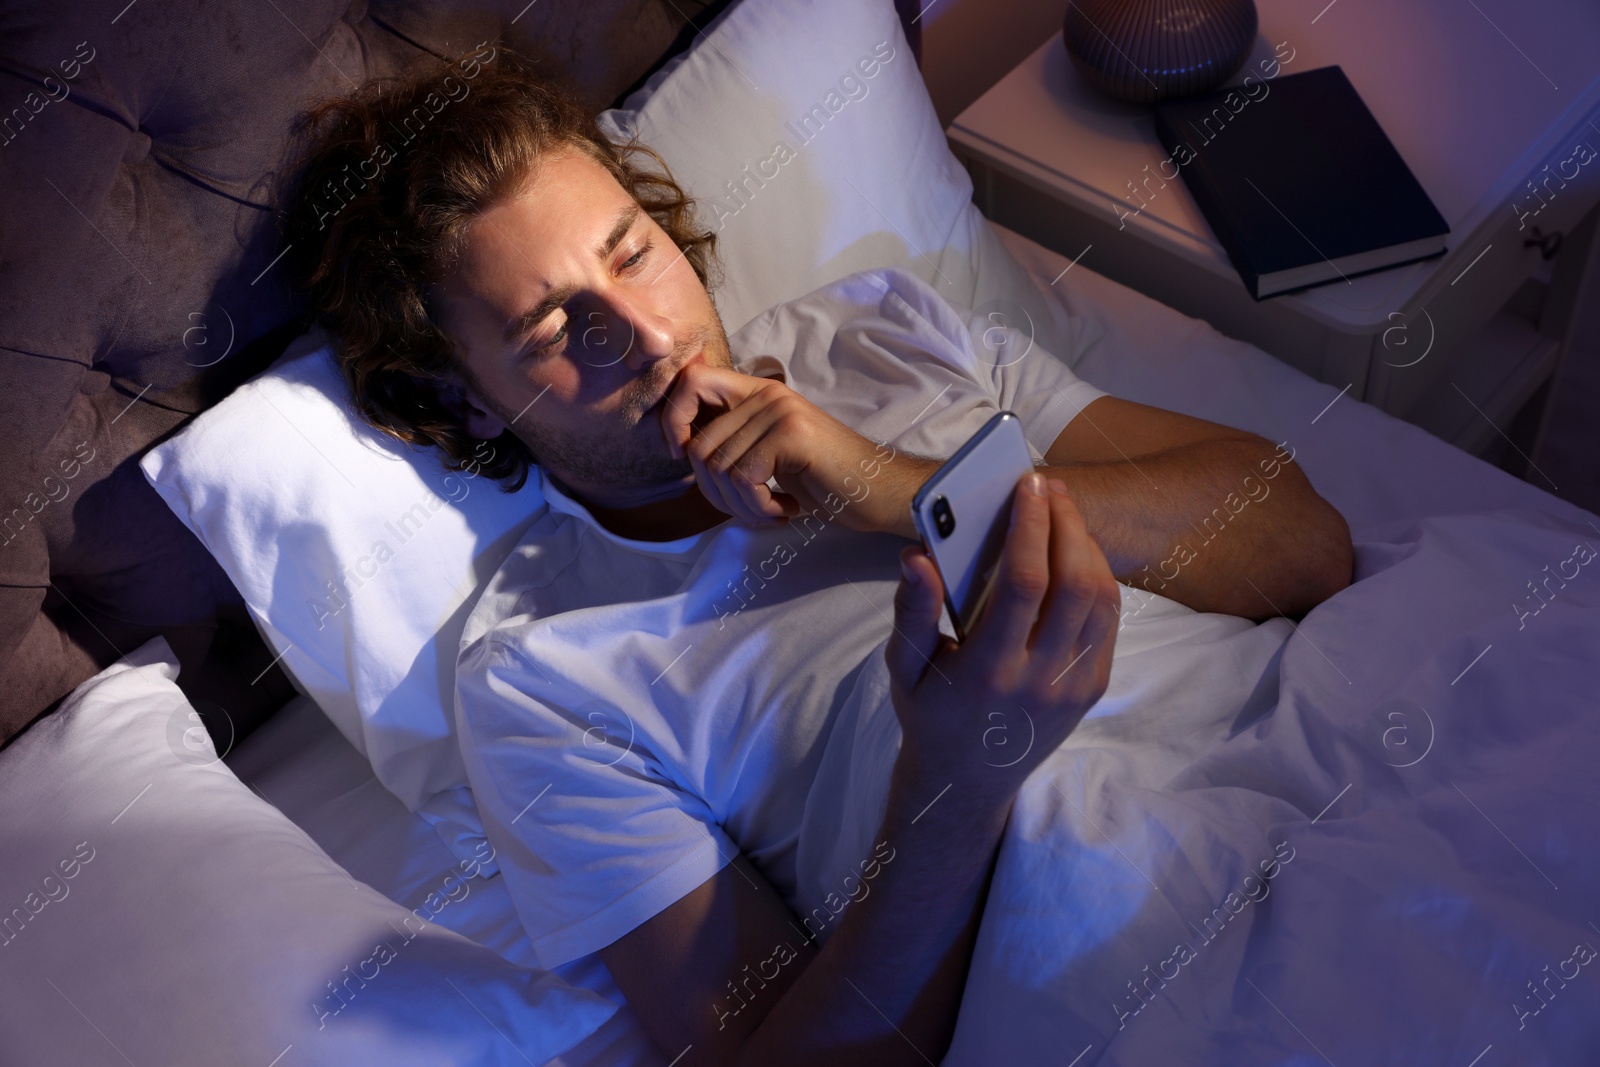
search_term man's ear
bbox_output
[432,373,509,440]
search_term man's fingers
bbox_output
[691,398,784,478]
[684,440,741,519]
[1025,479,1107,668]
[1047,587,1120,717]
[660,361,712,459]
[969,473,1052,663]
[666,364,793,527]
[688,427,789,525]
[658,387,705,461]
[680,394,765,473]
[1074,592,1121,700]
[661,360,764,459]
[687,398,788,524]
[886,546,946,693]
[727,453,796,524]
[691,446,791,527]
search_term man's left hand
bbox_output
[661,360,929,535]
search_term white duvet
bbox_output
[797,505,1600,1065]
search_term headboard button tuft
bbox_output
[80,367,111,396]
[123,130,152,165]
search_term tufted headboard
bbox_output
[0,0,926,749]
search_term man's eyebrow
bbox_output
[502,202,643,346]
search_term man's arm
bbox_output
[600,475,1121,1067]
[880,397,1353,619]
[601,771,1010,1067]
[1035,395,1353,619]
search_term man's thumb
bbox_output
[886,546,945,690]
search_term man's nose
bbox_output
[584,290,675,370]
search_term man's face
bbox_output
[430,146,735,505]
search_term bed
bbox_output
[214,218,1600,1066]
[3,0,1598,1063]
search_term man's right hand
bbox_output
[886,471,1122,805]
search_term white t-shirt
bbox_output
[454,267,1109,969]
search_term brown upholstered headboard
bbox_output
[0,0,923,750]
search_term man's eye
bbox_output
[538,322,568,352]
[621,241,652,272]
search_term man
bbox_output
[282,47,1352,1067]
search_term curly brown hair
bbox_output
[278,43,720,492]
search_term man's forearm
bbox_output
[1041,437,1352,618]
[737,765,1012,1067]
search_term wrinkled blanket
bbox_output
[797,507,1600,1066]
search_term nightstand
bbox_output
[947,0,1600,479]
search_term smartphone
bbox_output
[910,411,1035,642]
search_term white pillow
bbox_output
[599,0,1091,383]
[0,637,615,1067]
[140,325,546,870]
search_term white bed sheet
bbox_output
[225,222,1597,1065]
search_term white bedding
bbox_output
[223,689,668,1067]
[226,224,1599,1065]
[809,506,1600,1065]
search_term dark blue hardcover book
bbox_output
[1152,65,1449,299]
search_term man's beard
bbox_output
[500,313,735,492]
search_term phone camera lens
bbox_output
[932,496,956,538]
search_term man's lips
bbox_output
[644,351,704,414]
